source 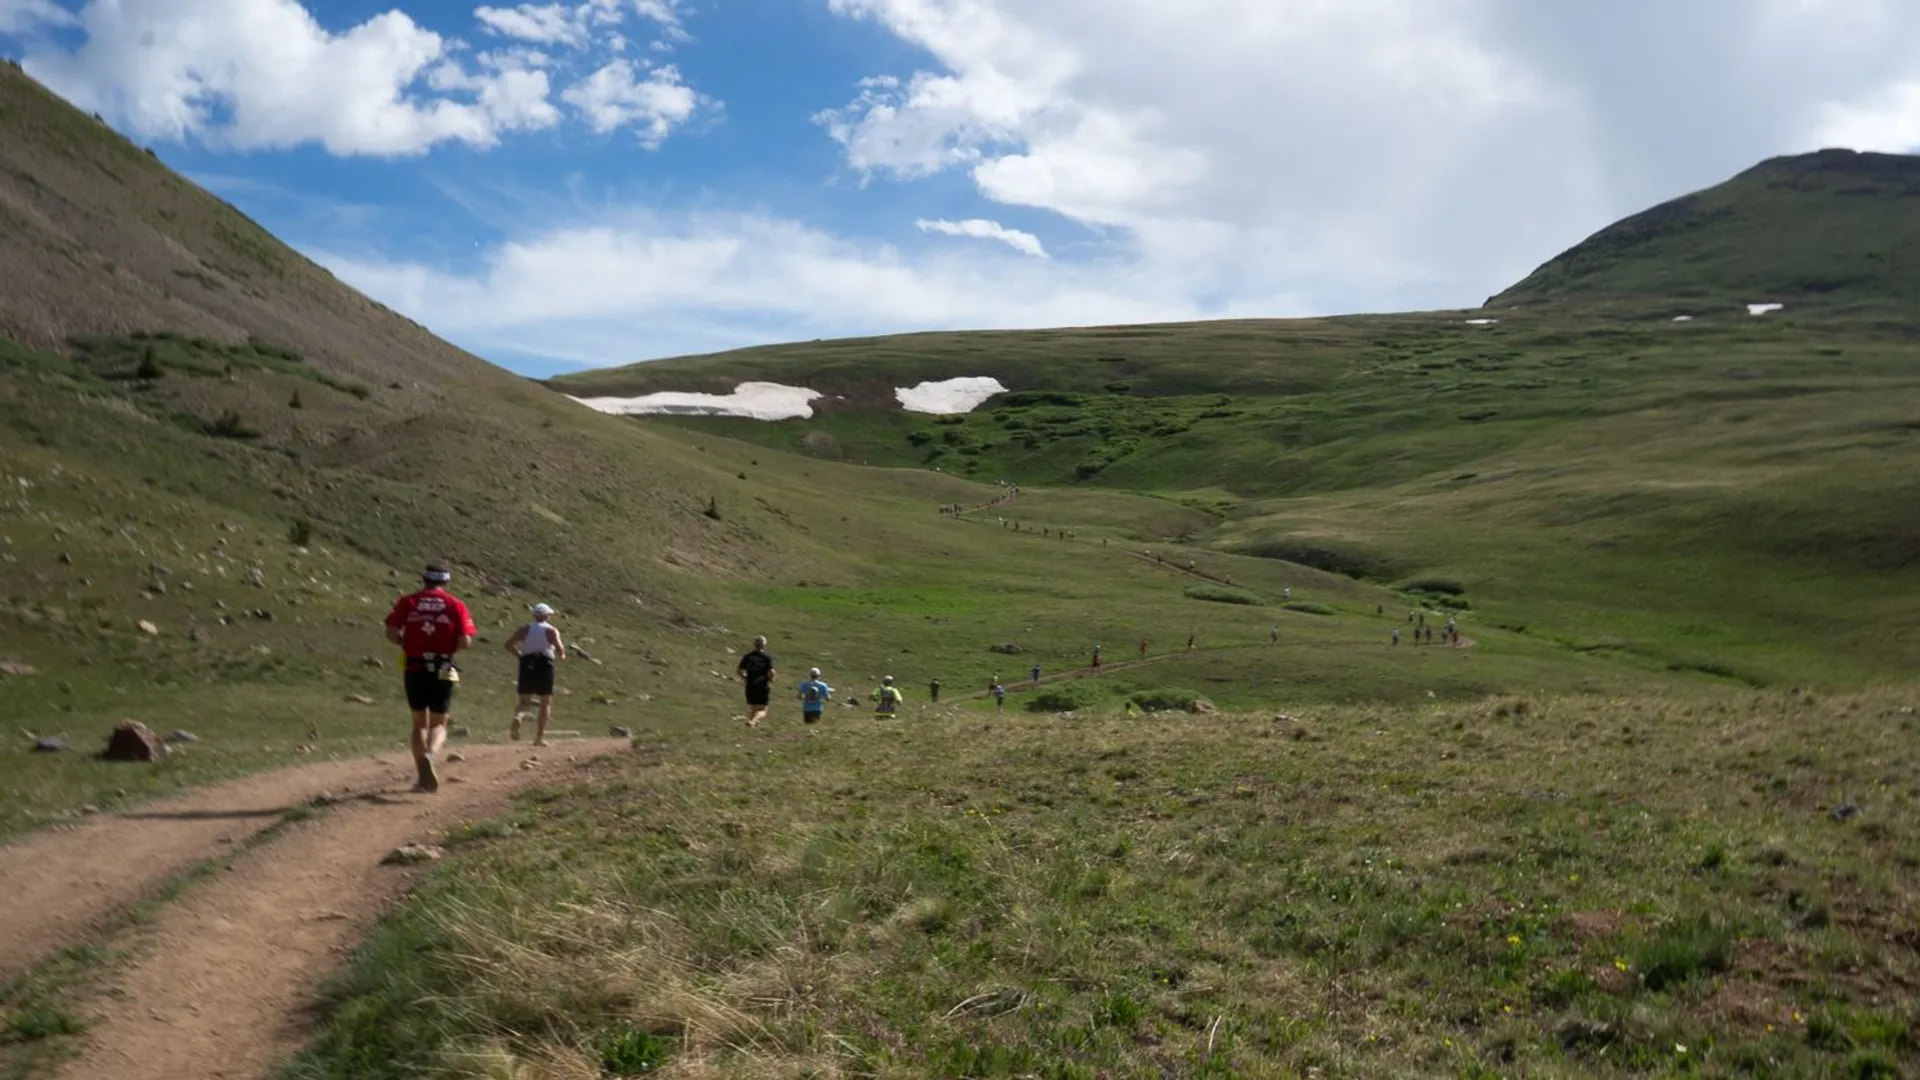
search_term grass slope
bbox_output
[1492,150,1920,312]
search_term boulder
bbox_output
[0,661,36,677]
[988,643,1025,655]
[610,725,633,738]
[1189,698,1218,715]
[101,721,169,762]
[33,737,66,753]
[380,844,444,866]
[165,730,200,744]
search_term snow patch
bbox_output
[1747,303,1784,316]
[1464,318,1499,325]
[572,382,823,420]
[1672,315,1695,322]
[895,376,1008,415]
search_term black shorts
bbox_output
[517,655,556,696]
[744,682,771,707]
[403,668,455,714]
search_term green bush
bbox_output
[1284,602,1335,616]
[1184,584,1263,606]
[1129,688,1201,712]
[1403,577,1466,596]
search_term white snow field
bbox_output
[1673,315,1696,322]
[572,382,823,420]
[1463,318,1499,326]
[1747,303,1785,316]
[895,376,1009,415]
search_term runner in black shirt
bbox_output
[737,635,776,726]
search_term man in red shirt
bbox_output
[383,561,476,793]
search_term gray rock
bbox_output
[360,655,385,669]
[165,730,200,744]
[381,844,444,866]
[445,751,467,763]
[188,626,211,643]
[1830,803,1860,822]
[33,737,66,753]
[0,661,37,677]
[345,693,376,706]
[609,725,632,738]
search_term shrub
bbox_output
[1130,688,1202,712]
[288,518,315,546]
[1184,584,1263,606]
[1028,682,1107,714]
[1284,602,1336,616]
[207,410,259,439]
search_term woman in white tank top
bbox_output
[504,604,566,745]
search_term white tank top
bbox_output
[519,621,555,658]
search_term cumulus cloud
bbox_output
[1812,81,1920,151]
[562,60,700,145]
[9,0,705,156]
[314,209,1301,365]
[916,218,1047,257]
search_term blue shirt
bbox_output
[797,678,832,711]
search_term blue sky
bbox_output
[4,0,1920,376]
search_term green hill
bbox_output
[1490,148,1920,312]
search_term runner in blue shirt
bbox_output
[797,667,833,724]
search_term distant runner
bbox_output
[737,636,777,726]
[876,675,903,715]
[1187,632,1196,652]
[1269,623,1279,644]
[990,677,1006,710]
[503,602,567,747]
[1091,644,1102,669]
[1030,663,1042,685]
[929,677,942,704]
[384,561,476,794]
[797,667,833,724]
[1138,638,1149,659]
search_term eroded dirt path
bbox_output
[4,740,625,1080]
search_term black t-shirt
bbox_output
[738,649,774,687]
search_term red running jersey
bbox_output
[385,588,476,656]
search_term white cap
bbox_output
[883,675,894,684]
[531,603,553,617]
[809,667,821,677]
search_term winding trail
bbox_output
[0,739,625,1080]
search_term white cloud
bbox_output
[474,3,586,47]
[19,0,563,155]
[562,59,699,146]
[917,218,1046,257]
[0,0,76,35]
[313,208,1301,365]
[1811,81,1920,151]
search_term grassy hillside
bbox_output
[1491,149,1920,312]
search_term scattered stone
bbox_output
[445,751,467,763]
[1830,803,1860,822]
[57,552,72,565]
[80,804,100,815]
[33,737,66,753]
[165,730,200,744]
[519,759,540,770]
[360,655,385,669]
[609,725,632,738]
[146,580,167,596]
[136,619,159,635]
[251,608,273,621]
[101,720,169,762]
[381,844,444,866]
[1189,698,1218,715]
[246,566,265,588]
[309,792,338,807]
[346,693,376,706]
[593,696,617,706]
[188,626,212,644]
[0,661,36,677]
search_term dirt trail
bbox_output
[12,740,624,1080]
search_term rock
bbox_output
[1190,698,1218,714]
[136,620,159,635]
[519,759,540,770]
[360,655,385,669]
[1830,803,1860,822]
[989,643,1024,655]
[188,626,211,644]
[33,737,66,753]
[251,608,273,621]
[346,693,376,706]
[80,804,100,815]
[0,661,36,677]
[609,725,632,738]
[100,721,168,762]
[593,696,617,706]
[165,730,200,744]
[246,566,265,587]
[57,551,71,564]
[309,792,339,807]
[445,751,467,763]
[146,580,167,596]
[380,844,444,866]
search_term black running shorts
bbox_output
[744,681,771,707]
[517,654,556,696]
[404,668,455,714]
